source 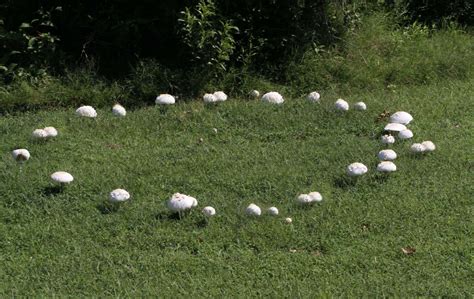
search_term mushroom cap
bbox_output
[267,206,279,216]
[51,171,74,183]
[213,91,228,102]
[202,206,216,217]
[422,141,436,152]
[335,99,349,111]
[378,149,397,161]
[354,102,367,111]
[109,188,130,203]
[250,90,260,98]
[398,129,413,139]
[112,104,126,117]
[390,111,413,125]
[296,194,312,204]
[384,123,407,132]
[377,161,397,173]
[203,93,218,103]
[307,91,321,102]
[347,162,368,176]
[410,143,426,153]
[155,94,176,105]
[381,135,395,144]
[32,129,48,139]
[166,193,197,212]
[285,217,293,224]
[76,106,97,118]
[12,149,30,161]
[245,203,262,216]
[308,192,323,202]
[43,127,58,137]
[261,92,284,104]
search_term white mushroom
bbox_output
[285,217,293,224]
[112,104,126,117]
[378,149,397,161]
[155,94,176,105]
[245,203,261,216]
[166,193,198,213]
[51,171,74,184]
[295,194,312,204]
[109,189,130,203]
[261,92,284,104]
[202,206,216,217]
[354,102,367,111]
[308,192,323,202]
[12,149,30,162]
[43,127,58,138]
[376,161,397,173]
[335,99,349,111]
[267,206,279,216]
[398,129,413,140]
[384,123,407,132]
[32,129,48,139]
[307,91,321,103]
[347,162,368,176]
[76,106,97,118]
[213,91,228,102]
[203,93,218,103]
[390,111,413,125]
[381,135,395,144]
[250,90,260,98]
[410,143,426,153]
[421,141,436,152]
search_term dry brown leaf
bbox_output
[401,247,416,255]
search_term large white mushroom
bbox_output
[378,149,397,161]
[390,111,413,125]
[43,127,58,138]
[335,99,349,111]
[307,91,321,103]
[166,193,198,213]
[347,162,368,176]
[354,102,367,111]
[261,92,284,104]
[421,141,436,152]
[12,149,30,162]
[76,106,97,118]
[155,94,176,105]
[377,161,397,173]
[112,104,126,117]
[410,143,426,153]
[51,171,74,184]
[296,193,322,204]
[109,189,130,203]
[213,91,228,102]
[245,203,262,216]
[32,129,48,139]
[308,192,323,202]
[384,123,407,132]
[203,93,218,103]
[202,206,216,217]
[267,206,279,216]
[381,135,395,144]
[398,129,413,140]
[249,90,260,98]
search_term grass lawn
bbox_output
[0,79,473,296]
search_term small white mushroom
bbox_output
[384,123,407,132]
[285,217,293,224]
[347,162,368,176]
[112,104,126,117]
[378,149,397,161]
[296,194,312,204]
[109,189,130,203]
[335,99,349,111]
[354,102,367,111]
[203,93,218,103]
[421,141,436,152]
[307,91,321,103]
[51,171,74,184]
[261,92,284,104]
[398,129,413,140]
[32,129,48,139]
[377,161,397,173]
[76,106,97,118]
[250,90,260,98]
[43,127,58,138]
[155,94,176,105]
[202,206,216,217]
[308,192,323,202]
[166,193,198,213]
[390,111,413,125]
[267,206,279,216]
[381,135,395,144]
[411,143,426,153]
[12,149,30,162]
[213,91,228,102]
[245,203,262,216]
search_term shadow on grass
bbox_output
[41,185,63,196]
[333,175,357,190]
[96,202,120,214]
[155,211,183,221]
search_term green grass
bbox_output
[0,78,473,296]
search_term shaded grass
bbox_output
[0,78,473,296]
